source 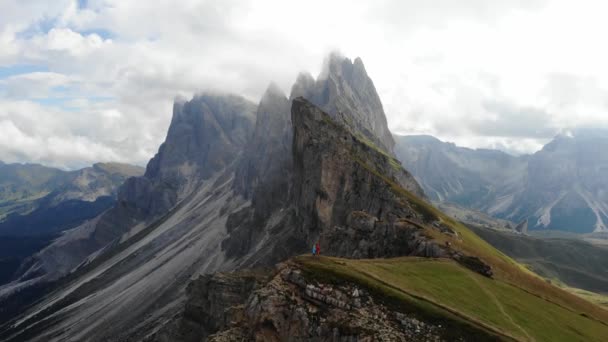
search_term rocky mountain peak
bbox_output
[289,54,395,153]
[146,94,255,181]
[290,72,315,99]
[261,82,286,100]
[233,84,292,202]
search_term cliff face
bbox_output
[223,98,431,268]
[125,94,256,218]
[226,54,402,264]
[290,98,435,258]
[233,84,293,220]
[151,269,270,342]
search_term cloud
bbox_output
[1,0,608,168]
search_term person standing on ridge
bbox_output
[312,243,317,256]
[315,241,321,256]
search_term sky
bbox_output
[2,0,608,169]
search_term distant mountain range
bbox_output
[0,162,144,236]
[394,131,608,234]
[0,162,143,286]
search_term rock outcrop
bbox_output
[157,262,487,342]
[151,269,270,342]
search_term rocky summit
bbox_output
[291,53,395,154]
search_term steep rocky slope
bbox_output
[0,94,255,299]
[395,131,608,233]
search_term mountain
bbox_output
[291,53,395,153]
[0,77,426,341]
[393,135,526,206]
[2,55,608,341]
[0,162,143,287]
[2,55,437,341]
[0,162,144,237]
[395,132,608,234]
[0,163,66,220]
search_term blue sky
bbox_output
[1,0,608,169]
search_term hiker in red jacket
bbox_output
[315,241,320,256]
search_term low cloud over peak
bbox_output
[1,0,608,168]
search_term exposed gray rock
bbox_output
[291,53,395,154]
[515,219,528,234]
[132,94,256,217]
[291,98,432,255]
[150,269,270,342]
[201,263,475,342]
[234,84,292,204]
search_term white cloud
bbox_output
[1,0,608,168]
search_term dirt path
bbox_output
[466,272,535,342]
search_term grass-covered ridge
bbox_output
[309,101,608,337]
[351,151,608,324]
[296,256,608,342]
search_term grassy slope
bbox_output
[362,159,608,323]
[315,121,608,340]
[334,107,608,322]
[562,286,608,309]
[297,256,608,342]
[296,107,608,340]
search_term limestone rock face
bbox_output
[291,97,431,255]
[127,94,256,217]
[233,84,293,217]
[291,53,395,153]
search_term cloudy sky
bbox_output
[1,0,608,169]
